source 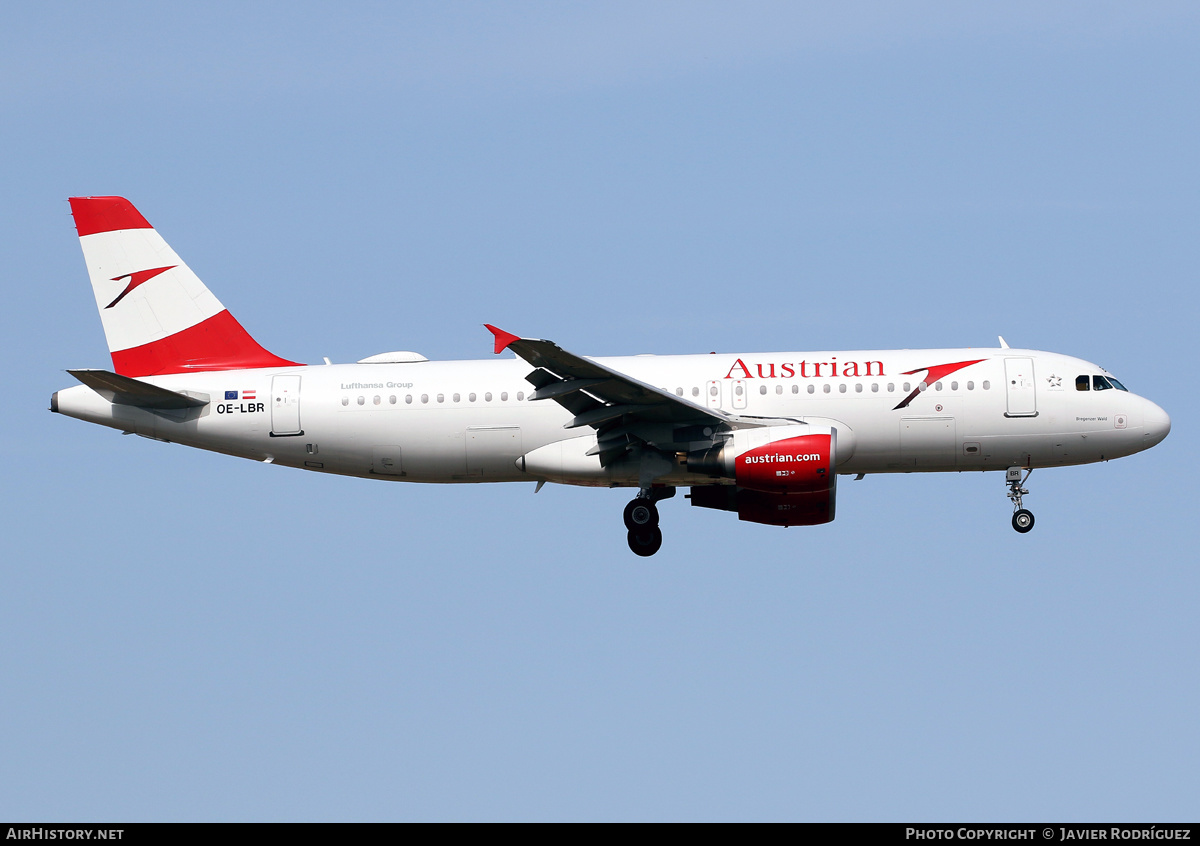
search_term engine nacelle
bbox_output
[689,485,835,527]
[687,424,836,494]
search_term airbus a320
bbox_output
[52,197,1171,556]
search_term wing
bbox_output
[486,325,730,466]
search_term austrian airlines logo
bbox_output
[893,359,986,410]
[104,265,176,309]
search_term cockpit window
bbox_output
[1076,375,1090,391]
[1108,377,1128,392]
[1093,375,1113,391]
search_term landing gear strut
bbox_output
[624,488,674,556]
[1006,467,1035,534]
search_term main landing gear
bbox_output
[624,488,673,556]
[1006,467,1035,534]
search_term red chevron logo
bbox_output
[104,265,176,309]
[893,359,986,410]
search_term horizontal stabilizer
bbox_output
[68,369,209,409]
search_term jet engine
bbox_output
[687,424,837,525]
[686,424,836,494]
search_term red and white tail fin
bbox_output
[69,196,299,377]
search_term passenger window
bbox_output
[692,387,700,397]
[982,381,990,390]
[903,382,911,392]
[421,394,429,403]
[357,396,365,406]
[501,392,508,401]
[437,394,444,403]
[792,384,799,394]
[951,381,958,391]
[389,395,396,404]
[855,383,862,393]
[839,384,847,393]
[710,386,718,396]
[341,397,349,406]
[967,381,974,390]
[807,385,815,394]
[469,392,476,402]
[517,391,524,401]
[406,395,413,404]
[735,385,744,397]
[675,388,683,396]
[871,384,878,393]
[1093,376,1113,391]
[887,383,894,392]
[823,384,830,394]
[776,384,783,395]
[485,392,492,402]
[935,382,942,391]
[373,395,381,405]
[759,385,767,395]
[1076,375,1090,391]
[452,393,460,402]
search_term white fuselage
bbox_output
[53,347,1171,487]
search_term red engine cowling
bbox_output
[689,485,835,526]
[687,425,838,525]
[687,424,837,494]
[734,432,834,494]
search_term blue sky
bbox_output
[2,1,1197,821]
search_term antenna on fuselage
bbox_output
[998,336,1010,349]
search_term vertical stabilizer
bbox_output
[69,196,299,377]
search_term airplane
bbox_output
[52,196,1171,556]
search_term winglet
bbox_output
[484,324,521,354]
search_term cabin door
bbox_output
[1004,358,1037,417]
[271,375,302,436]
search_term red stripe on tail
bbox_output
[69,196,154,237]
[110,310,301,377]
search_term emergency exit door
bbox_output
[271,375,302,435]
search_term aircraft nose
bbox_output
[1143,400,1171,449]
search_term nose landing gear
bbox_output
[1006,467,1035,534]
[624,488,674,556]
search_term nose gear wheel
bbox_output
[1006,468,1035,533]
